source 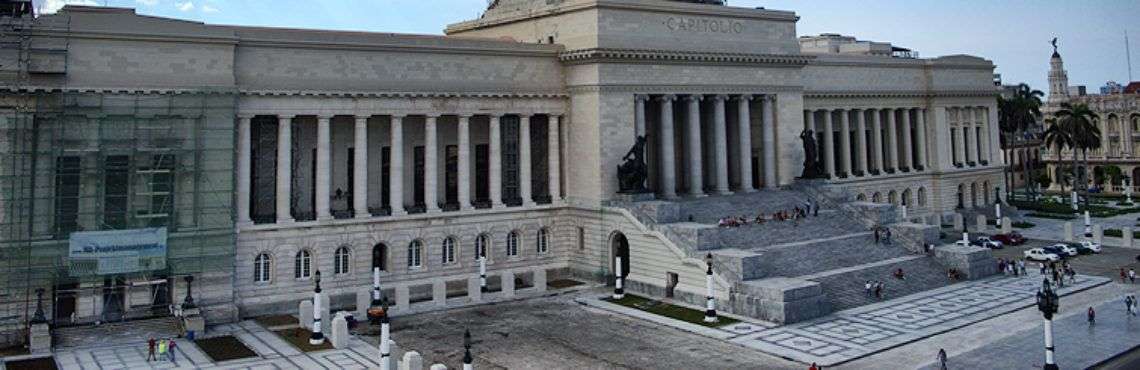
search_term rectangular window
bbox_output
[54,156,81,236]
[413,145,425,209]
[532,119,550,203]
[346,147,355,216]
[381,146,391,210]
[475,144,489,206]
[578,227,585,251]
[501,116,520,205]
[445,145,458,208]
[251,118,278,223]
[103,155,130,229]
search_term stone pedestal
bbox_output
[952,213,964,231]
[330,316,349,349]
[975,214,987,232]
[432,280,446,307]
[934,244,997,279]
[1125,227,1134,247]
[467,277,482,302]
[430,365,447,370]
[1001,217,1012,234]
[534,268,547,292]
[502,271,515,298]
[28,323,50,353]
[182,307,205,334]
[400,351,424,370]
[1064,222,1074,242]
[1093,224,1103,244]
[299,300,314,329]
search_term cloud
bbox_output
[39,0,98,14]
[175,1,194,12]
[135,0,159,6]
[201,4,218,13]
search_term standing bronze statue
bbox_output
[800,129,823,179]
[618,136,649,193]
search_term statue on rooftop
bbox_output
[618,136,649,193]
[1051,37,1058,54]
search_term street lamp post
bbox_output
[182,275,195,309]
[310,270,325,345]
[1036,278,1060,370]
[379,301,391,370]
[368,267,384,325]
[463,329,474,370]
[1084,210,1092,238]
[703,253,718,323]
[31,288,46,324]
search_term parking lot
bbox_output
[987,236,1140,281]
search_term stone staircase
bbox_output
[801,255,955,311]
[53,317,181,348]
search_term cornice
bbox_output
[0,85,238,95]
[238,89,568,99]
[30,29,238,46]
[559,48,812,66]
[235,37,562,57]
[566,84,801,94]
[805,90,1000,99]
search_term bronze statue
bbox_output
[618,136,649,193]
[800,129,823,179]
[1051,37,1058,54]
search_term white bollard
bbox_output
[373,267,383,303]
[962,232,969,245]
[703,255,717,323]
[1084,210,1093,237]
[379,314,391,370]
[613,256,625,299]
[479,256,487,293]
[311,283,325,345]
[996,203,1002,220]
[400,351,423,370]
[430,365,448,370]
[1064,222,1074,242]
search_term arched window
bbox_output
[536,228,549,254]
[294,250,311,279]
[442,237,457,264]
[856,193,867,201]
[254,253,271,283]
[408,240,423,268]
[372,243,387,271]
[474,234,490,260]
[918,187,927,207]
[970,183,979,208]
[888,190,898,205]
[334,246,351,275]
[872,192,882,203]
[983,181,990,204]
[506,231,519,257]
[901,189,911,207]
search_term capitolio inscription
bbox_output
[665,16,744,34]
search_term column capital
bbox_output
[735,94,753,101]
[683,94,703,102]
[711,94,729,101]
[423,113,442,119]
[657,94,677,102]
[237,114,255,120]
[634,94,649,102]
[763,94,777,102]
[390,114,406,120]
[354,115,368,123]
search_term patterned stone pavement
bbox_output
[48,320,388,370]
[729,274,1111,366]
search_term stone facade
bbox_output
[0,1,1003,342]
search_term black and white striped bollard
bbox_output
[703,253,718,323]
[613,256,625,299]
[309,270,325,345]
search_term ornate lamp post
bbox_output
[378,300,391,370]
[309,270,325,345]
[479,246,487,293]
[368,267,384,325]
[703,253,718,323]
[1083,210,1092,238]
[1036,278,1060,370]
[30,288,47,324]
[463,328,474,370]
[182,275,196,309]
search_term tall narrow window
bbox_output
[475,144,489,206]
[407,240,423,268]
[372,243,388,271]
[442,237,457,264]
[506,231,519,257]
[537,228,549,254]
[501,116,520,205]
[475,234,490,260]
[295,250,311,279]
[254,253,272,283]
[334,246,351,275]
[577,227,585,251]
[346,148,355,216]
[413,146,425,210]
[251,118,278,223]
[103,155,130,229]
[532,118,549,203]
[54,156,81,236]
[445,145,458,208]
[381,146,391,211]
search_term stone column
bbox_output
[548,115,561,202]
[901,108,913,171]
[978,109,990,164]
[886,108,898,172]
[458,115,473,211]
[489,115,505,208]
[735,95,754,191]
[390,115,406,215]
[871,109,884,174]
[839,109,851,177]
[823,109,836,178]
[354,116,370,217]
[237,115,252,225]
[316,116,332,221]
[915,108,928,170]
[685,95,705,196]
[634,95,647,138]
[855,109,868,176]
[424,115,441,213]
[712,95,730,194]
[762,95,777,188]
[953,120,965,166]
[519,115,534,206]
[658,95,678,199]
[276,116,294,223]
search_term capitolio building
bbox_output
[0,0,1002,344]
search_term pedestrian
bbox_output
[1122,268,1128,283]
[1126,295,1134,316]
[874,228,880,244]
[147,337,156,362]
[1040,262,1046,275]
[937,348,948,370]
[813,201,819,217]
[998,259,1006,275]
[809,362,819,370]
[864,281,872,297]
[1088,306,1096,325]
[168,338,178,364]
[1020,260,1027,276]
[1130,268,1136,284]
[1130,295,1138,317]
[157,337,167,361]
[874,282,883,299]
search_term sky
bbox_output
[36,0,1140,94]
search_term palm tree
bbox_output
[998,83,1044,200]
[1043,117,1074,194]
[1056,102,1100,208]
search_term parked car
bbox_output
[1025,248,1061,262]
[1072,240,1102,254]
[991,232,1027,246]
[1043,244,1078,257]
[971,237,1003,249]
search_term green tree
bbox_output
[1043,117,1074,194]
[998,83,1044,200]
[1056,102,1101,208]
